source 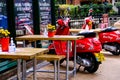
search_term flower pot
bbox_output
[48,31,55,37]
[1,37,9,52]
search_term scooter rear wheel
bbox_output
[111,44,120,55]
[103,43,120,55]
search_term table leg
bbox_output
[66,40,70,80]
[54,60,57,80]
[73,40,76,76]
[23,41,26,47]
[34,41,37,48]
[33,58,37,80]
[57,60,60,80]
[22,60,26,80]
[17,59,21,80]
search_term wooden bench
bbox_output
[36,54,65,80]
[0,60,17,73]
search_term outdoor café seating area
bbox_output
[14,35,84,80]
[1,0,120,80]
[4,27,106,80]
[0,32,85,80]
[0,20,119,80]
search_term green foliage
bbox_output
[79,4,89,16]
[99,4,105,8]
[115,2,120,7]
[81,4,89,9]
[109,9,118,15]
[55,3,114,18]
[92,4,99,8]
[78,3,113,16]
[107,3,113,9]
[58,4,77,17]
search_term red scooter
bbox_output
[98,27,120,55]
[48,18,104,73]
[84,16,120,55]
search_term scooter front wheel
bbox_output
[77,53,100,73]
[84,53,99,73]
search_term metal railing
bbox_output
[69,17,120,29]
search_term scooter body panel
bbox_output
[98,27,120,55]
[99,30,120,44]
[75,37,102,53]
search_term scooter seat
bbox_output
[101,27,118,32]
[77,31,96,38]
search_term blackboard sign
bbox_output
[15,0,33,29]
[39,0,51,25]
[14,0,33,35]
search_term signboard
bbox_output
[14,0,52,35]
[15,0,33,29]
[102,14,108,23]
[39,0,51,25]
[15,0,33,35]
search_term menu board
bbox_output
[15,0,33,29]
[14,0,33,35]
[39,0,51,25]
[14,0,52,35]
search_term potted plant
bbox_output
[0,29,10,38]
[47,24,56,37]
[0,29,10,52]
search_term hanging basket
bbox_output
[1,37,10,52]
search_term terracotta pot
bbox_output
[1,37,9,52]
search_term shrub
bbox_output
[115,2,120,8]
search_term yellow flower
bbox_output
[88,21,92,25]
[47,24,56,32]
[0,29,10,38]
